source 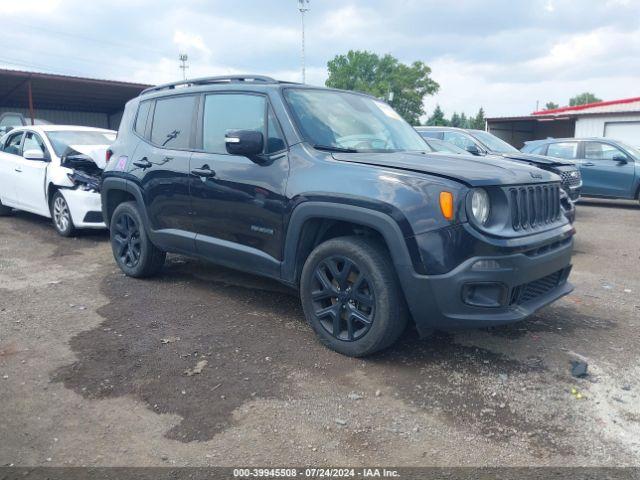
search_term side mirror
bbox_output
[23,149,45,161]
[613,154,628,164]
[465,144,482,156]
[225,130,264,158]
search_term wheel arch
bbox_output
[101,177,141,228]
[282,201,420,286]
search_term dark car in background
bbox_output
[522,138,640,203]
[416,126,583,202]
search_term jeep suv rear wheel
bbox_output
[300,236,408,357]
[110,201,166,278]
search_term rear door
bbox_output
[577,141,635,197]
[131,94,197,246]
[0,131,25,206]
[13,131,50,215]
[189,92,289,275]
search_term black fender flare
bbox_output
[281,201,418,284]
[101,177,149,229]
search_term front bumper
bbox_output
[61,189,106,229]
[398,234,574,333]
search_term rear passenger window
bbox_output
[150,95,196,149]
[203,94,266,154]
[546,142,578,159]
[134,100,152,137]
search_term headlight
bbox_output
[470,188,490,225]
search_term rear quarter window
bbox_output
[134,100,152,138]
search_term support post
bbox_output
[27,79,35,126]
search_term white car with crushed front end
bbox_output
[0,125,115,236]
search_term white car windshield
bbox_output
[47,131,116,157]
[283,89,427,153]
[471,130,519,154]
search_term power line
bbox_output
[7,19,167,56]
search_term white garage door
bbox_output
[604,122,640,147]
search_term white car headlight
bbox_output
[470,188,491,225]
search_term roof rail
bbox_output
[140,75,291,95]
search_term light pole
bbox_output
[179,53,189,81]
[298,0,310,84]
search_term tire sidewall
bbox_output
[300,238,399,357]
[51,191,74,236]
[110,202,156,277]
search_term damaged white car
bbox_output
[0,125,115,236]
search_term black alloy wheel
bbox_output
[311,255,375,342]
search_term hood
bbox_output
[331,151,559,187]
[496,151,575,167]
[68,144,109,169]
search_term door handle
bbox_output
[583,162,595,167]
[14,168,22,173]
[133,157,152,169]
[191,166,216,178]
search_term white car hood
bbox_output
[69,144,109,169]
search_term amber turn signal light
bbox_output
[439,191,454,220]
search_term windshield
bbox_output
[423,136,467,154]
[619,141,640,159]
[47,130,115,157]
[471,130,519,153]
[283,89,427,153]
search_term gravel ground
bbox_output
[0,198,639,467]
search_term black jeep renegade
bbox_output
[102,75,574,357]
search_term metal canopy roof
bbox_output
[0,69,151,114]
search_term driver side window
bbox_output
[3,132,23,156]
[22,132,47,158]
[584,142,627,161]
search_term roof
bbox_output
[0,68,151,113]
[532,96,640,116]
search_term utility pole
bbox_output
[298,0,310,84]
[179,53,189,81]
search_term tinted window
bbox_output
[546,142,578,159]
[267,107,286,153]
[22,132,47,157]
[531,144,547,155]
[443,131,477,150]
[419,131,443,139]
[150,95,196,149]
[135,100,152,137]
[584,142,627,161]
[4,132,23,155]
[203,94,266,154]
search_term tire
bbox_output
[51,191,75,237]
[109,201,165,278]
[300,236,408,357]
[0,197,11,216]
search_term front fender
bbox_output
[281,201,421,284]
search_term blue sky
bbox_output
[2,0,639,119]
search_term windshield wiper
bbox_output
[313,144,359,153]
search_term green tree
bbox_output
[569,92,601,107]
[426,105,448,126]
[459,112,469,129]
[470,107,486,130]
[450,112,462,127]
[545,101,559,110]
[325,50,440,125]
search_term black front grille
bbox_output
[560,169,582,188]
[509,184,561,231]
[510,269,565,306]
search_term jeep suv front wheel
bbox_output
[300,236,408,357]
[110,201,166,278]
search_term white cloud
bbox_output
[173,30,211,57]
[3,0,61,14]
